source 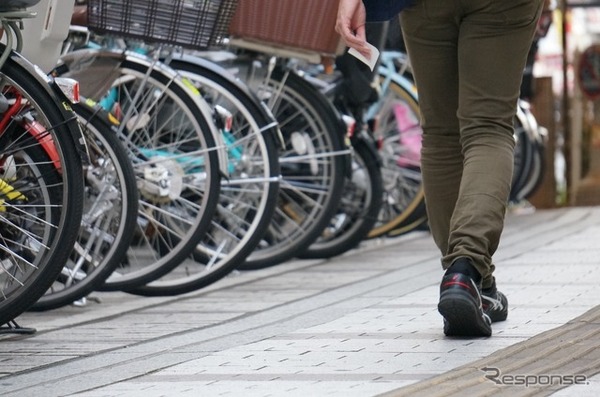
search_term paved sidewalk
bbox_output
[0,206,599,396]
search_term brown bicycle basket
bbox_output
[228,0,344,60]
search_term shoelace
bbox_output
[481,294,503,311]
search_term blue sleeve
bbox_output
[363,0,414,22]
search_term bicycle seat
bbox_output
[0,0,42,12]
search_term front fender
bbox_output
[10,49,89,163]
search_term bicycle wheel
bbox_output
[517,131,545,201]
[510,101,547,203]
[31,100,139,311]
[298,132,383,259]
[510,106,534,202]
[239,64,349,270]
[0,50,84,324]
[54,49,221,290]
[130,54,280,296]
[367,70,427,238]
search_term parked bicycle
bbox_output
[56,46,223,291]
[30,99,139,311]
[296,56,384,259]
[127,52,282,296]
[52,0,286,297]
[226,1,353,269]
[0,0,86,327]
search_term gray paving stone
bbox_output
[0,207,599,396]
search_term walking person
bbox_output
[336,0,543,337]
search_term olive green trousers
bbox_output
[400,0,543,287]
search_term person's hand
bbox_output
[335,0,371,58]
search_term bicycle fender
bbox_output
[52,48,125,100]
[10,49,90,164]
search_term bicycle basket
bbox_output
[228,0,345,62]
[87,0,239,50]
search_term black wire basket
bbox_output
[87,0,239,50]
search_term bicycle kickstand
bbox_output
[0,320,37,335]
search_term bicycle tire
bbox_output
[54,49,221,291]
[129,54,280,296]
[514,128,546,202]
[521,138,545,200]
[510,105,535,203]
[367,70,426,238]
[31,99,139,311]
[239,64,349,270]
[0,50,84,324]
[298,133,383,259]
[511,100,549,203]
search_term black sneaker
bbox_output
[482,285,508,322]
[438,272,492,337]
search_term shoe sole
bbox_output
[438,291,492,337]
[487,309,508,323]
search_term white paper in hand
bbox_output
[348,42,380,71]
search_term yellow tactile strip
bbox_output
[379,305,600,397]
